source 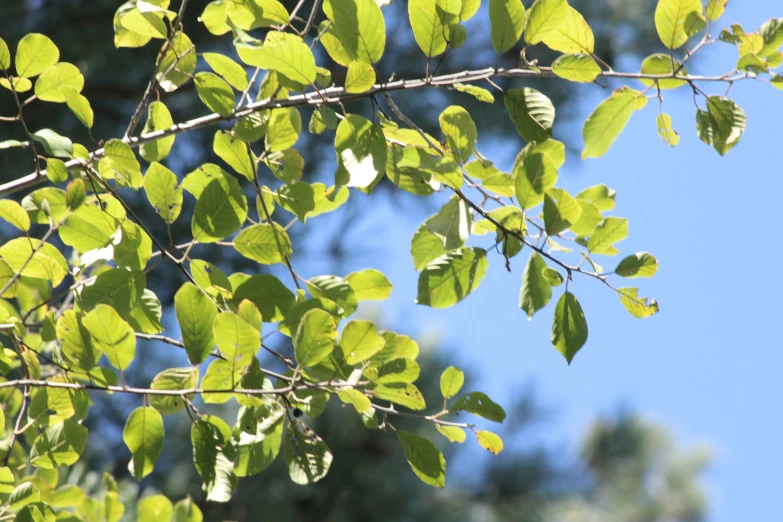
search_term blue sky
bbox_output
[308,3,782,521]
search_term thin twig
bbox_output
[1,66,749,196]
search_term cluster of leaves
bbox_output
[0,0,780,517]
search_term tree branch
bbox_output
[0,66,748,197]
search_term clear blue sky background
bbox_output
[302,3,781,521]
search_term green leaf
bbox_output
[34,62,84,102]
[325,0,386,63]
[198,0,231,36]
[191,176,248,243]
[173,495,203,522]
[346,268,393,301]
[439,105,477,164]
[203,52,248,91]
[191,418,237,502]
[475,430,504,454]
[294,309,337,367]
[336,389,373,414]
[616,252,658,278]
[32,128,72,158]
[411,222,448,271]
[639,53,687,90]
[236,38,316,85]
[8,482,40,510]
[759,18,783,58]
[520,252,552,318]
[582,87,646,159]
[514,151,558,210]
[588,217,628,255]
[56,310,98,369]
[114,221,152,270]
[397,431,446,487]
[144,162,183,224]
[149,367,199,414]
[190,260,233,299]
[77,268,145,318]
[451,391,506,422]
[0,76,32,92]
[0,138,29,148]
[266,107,301,152]
[439,366,464,399]
[373,357,421,384]
[157,33,196,92]
[538,5,594,53]
[62,87,93,128]
[416,247,488,308]
[696,96,747,156]
[452,83,494,102]
[576,184,615,212]
[504,88,555,142]
[551,292,588,363]
[285,422,333,484]
[524,0,569,45]
[233,223,292,265]
[0,199,31,231]
[65,179,86,211]
[436,425,466,443]
[234,404,284,476]
[58,196,120,252]
[201,359,243,404]
[98,138,143,188]
[213,130,255,181]
[265,149,304,183]
[656,113,680,147]
[82,304,136,370]
[317,20,352,66]
[408,0,451,57]
[617,287,660,318]
[214,311,260,367]
[552,53,601,82]
[771,75,783,91]
[490,0,526,52]
[309,106,339,134]
[569,200,602,236]
[140,101,175,162]
[123,407,164,481]
[128,288,165,334]
[0,37,9,70]
[372,383,426,410]
[307,274,358,316]
[543,188,581,235]
[225,0,289,29]
[138,495,173,521]
[275,182,315,222]
[542,267,564,287]
[335,114,387,189]
[705,0,727,21]
[175,283,217,365]
[340,320,385,365]
[194,72,235,117]
[655,0,703,49]
[427,196,472,250]
[0,259,19,298]
[30,419,87,469]
[233,275,296,322]
[396,147,462,189]
[15,33,59,78]
[345,60,376,93]
[0,237,68,286]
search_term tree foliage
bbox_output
[0,0,779,516]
